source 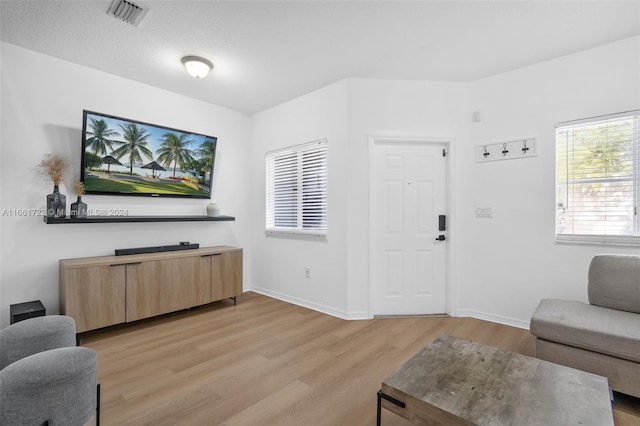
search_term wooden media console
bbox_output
[59,246,242,333]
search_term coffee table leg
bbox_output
[377,389,406,426]
[377,390,382,426]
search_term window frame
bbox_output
[555,110,640,246]
[265,139,327,237]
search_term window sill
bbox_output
[265,229,327,240]
[556,235,640,247]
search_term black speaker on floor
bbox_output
[10,300,46,324]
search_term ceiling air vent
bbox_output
[107,0,148,26]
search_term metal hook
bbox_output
[483,146,490,158]
[522,140,530,153]
[501,143,509,156]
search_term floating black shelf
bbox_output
[43,215,235,224]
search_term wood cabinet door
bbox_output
[212,250,243,301]
[126,260,176,321]
[126,256,211,321]
[64,264,126,333]
[178,255,211,308]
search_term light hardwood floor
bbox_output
[81,292,640,426]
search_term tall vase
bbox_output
[70,196,87,218]
[46,185,66,218]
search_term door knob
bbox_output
[435,235,446,241]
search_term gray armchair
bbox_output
[0,315,100,426]
[530,254,640,398]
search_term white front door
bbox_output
[371,140,447,315]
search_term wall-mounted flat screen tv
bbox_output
[81,110,217,199]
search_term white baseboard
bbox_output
[344,310,371,320]
[455,309,530,330]
[250,286,370,320]
[248,287,529,328]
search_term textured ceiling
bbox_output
[1,1,639,114]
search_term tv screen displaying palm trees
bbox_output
[81,110,217,199]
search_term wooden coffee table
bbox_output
[377,334,613,426]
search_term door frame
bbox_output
[368,136,456,318]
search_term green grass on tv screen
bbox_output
[84,175,208,196]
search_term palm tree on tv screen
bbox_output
[157,132,196,178]
[196,139,216,178]
[85,118,120,156]
[112,123,153,174]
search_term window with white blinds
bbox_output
[555,110,639,244]
[266,139,327,236]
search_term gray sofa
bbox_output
[530,254,640,398]
[0,315,99,426]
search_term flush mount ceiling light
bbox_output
[181,56,213,79]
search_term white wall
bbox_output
[249,80,350,316]
[0,42,252,327]
[3,36,639,331]
[249,36,640,327]
[345,79,470,317]
[249,79,469,319]
[457,36,640,327]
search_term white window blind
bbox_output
[556,110,639,244]
[266,139,327,236]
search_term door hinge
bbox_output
[442,149,447,157]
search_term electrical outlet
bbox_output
[305,267,311,279]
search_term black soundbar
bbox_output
[115,242,199,256]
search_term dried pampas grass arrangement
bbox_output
[74,181,85,196]
[38,154,68,186]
